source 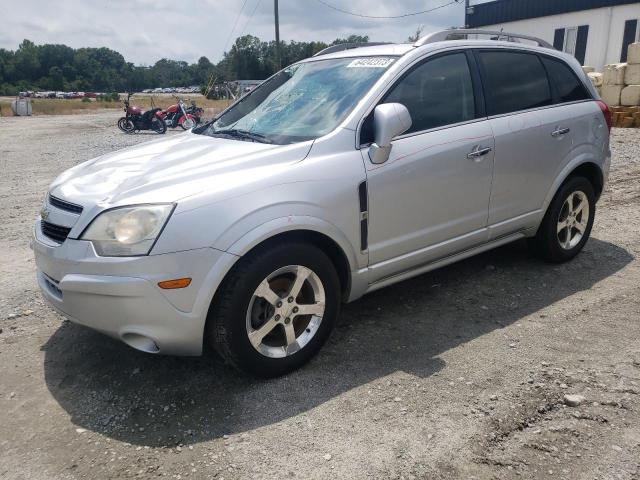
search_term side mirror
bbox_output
[368,103,412,164]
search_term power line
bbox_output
[223,0,249,53]
[314,0,461,19]
[236,0,263,38]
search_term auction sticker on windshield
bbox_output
[347,58,395,68]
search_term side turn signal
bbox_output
[158,278,192,289]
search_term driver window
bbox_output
[361,52,475,143]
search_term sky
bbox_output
[0,0,466,65]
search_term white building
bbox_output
[466,0,640,70]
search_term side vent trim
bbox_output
[358,181,368,252]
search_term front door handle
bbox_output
[467,146,492,160]
[551,127,570,137]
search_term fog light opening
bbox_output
[121,333,160,353]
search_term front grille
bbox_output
[41,220,71,243]
[48,194,83,214]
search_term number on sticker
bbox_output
[347,58,395,68]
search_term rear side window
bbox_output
[541,56,591,103]
[383,53,475,134]
[478,51,552,116]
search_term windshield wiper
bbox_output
[211,129,273,144]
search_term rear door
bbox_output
[538,55,598,160]
[476,49,576,238]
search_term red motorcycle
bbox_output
[162,97,202,130]
[117,93,167,134]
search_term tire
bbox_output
[180,116,195,130]
[528,176,595,262]
[118,117,134,133]
[151,117,167,134]
[207,241,341,377]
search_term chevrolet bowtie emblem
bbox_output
[40,207,50,221]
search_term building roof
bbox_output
[467,0,640,28]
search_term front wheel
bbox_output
[180,115,195,130]
[528,176,595,262]
[207,242,341,377]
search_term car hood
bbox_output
[50,132,313,208]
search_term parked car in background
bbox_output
[33,29,611,377]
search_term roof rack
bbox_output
[313,42,393,57]
[414,29,554,49]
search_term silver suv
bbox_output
[33,30,612,376]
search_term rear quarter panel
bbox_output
[541,100,609,212]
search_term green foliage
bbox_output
[331,35,370,45]
[407,26,423,43]
[81,97,91,103]
[0,35,372,95]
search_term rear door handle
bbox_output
[467,146,492,159]
[551,127,570,137]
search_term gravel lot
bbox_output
[1,111,640,480]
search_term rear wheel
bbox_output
[528,176,595,262]
[151,117,167,134]
[117,117,134,133]
[207,242,340,377]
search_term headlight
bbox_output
[81,204,174,256]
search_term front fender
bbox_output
[226,215,360,273]
[224,214,369,302]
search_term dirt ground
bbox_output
[1,112,639,480]
[0,95,230,118]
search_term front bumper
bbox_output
[32,221,238,355]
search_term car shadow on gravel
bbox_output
[41,237,633,447]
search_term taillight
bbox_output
[596,100,612,132]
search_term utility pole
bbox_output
[274,0,281,70]
[464,0,471,28]
[464,0,473,28]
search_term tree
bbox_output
[407,26,424,43]
[0,33,377,95]
[14,40,40,81]
[47,66,64,91]
[331,35,369,45]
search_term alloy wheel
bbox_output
[557,190,589,250]
[245,265,325,358]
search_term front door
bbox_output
[363,52,495,283]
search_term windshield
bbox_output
[194,56,397,145]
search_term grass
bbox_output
[0,95,231,118]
